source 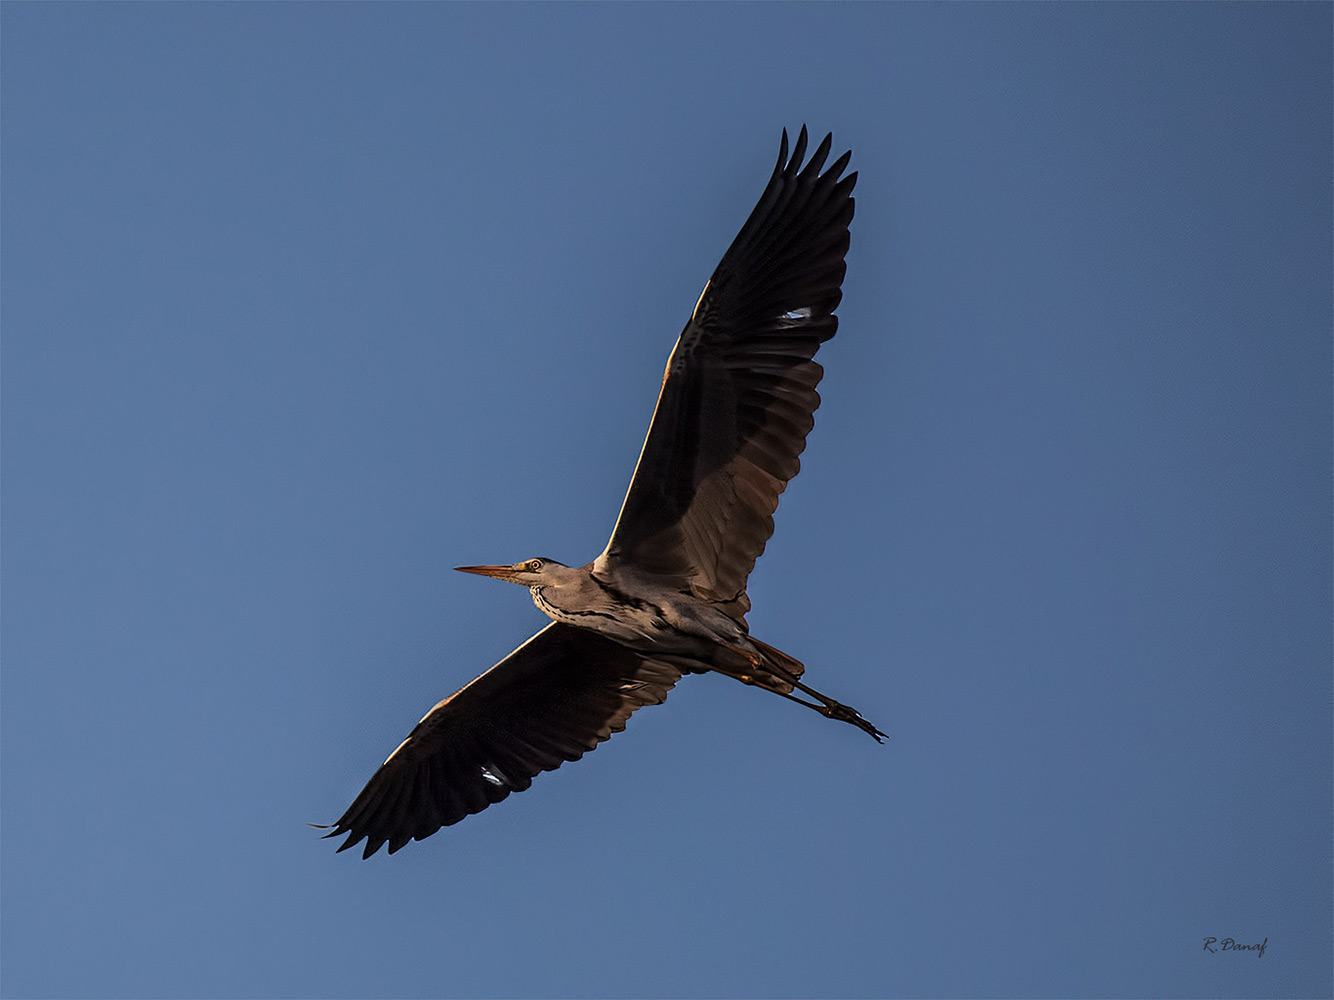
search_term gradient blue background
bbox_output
[3,5,1329,999]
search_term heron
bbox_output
[321,126,883,859]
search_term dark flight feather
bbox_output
[323,623,680,858]
[600,126,857,621]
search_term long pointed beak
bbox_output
[454,564,523,582]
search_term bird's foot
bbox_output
[821,701,887,743]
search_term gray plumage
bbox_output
[321,126,881,859]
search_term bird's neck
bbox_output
[528,565,596,625]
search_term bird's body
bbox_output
[322,127,883,858]
[465,557,781,685]
[530,559,748,655]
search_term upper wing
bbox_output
[323,623,680,858]
[596,127,856,621]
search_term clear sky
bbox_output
[3,4,1329,999]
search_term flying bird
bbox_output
[321,126,882,858]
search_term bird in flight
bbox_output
[321,126,882,858]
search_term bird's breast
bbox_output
[529,578,740,660]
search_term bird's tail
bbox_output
[747,636,808,692]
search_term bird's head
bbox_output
[454,557,572,588]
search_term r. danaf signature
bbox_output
[1203,936,1267,958]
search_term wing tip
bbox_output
[780,124,848,181]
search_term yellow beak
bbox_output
[454,564,526,583]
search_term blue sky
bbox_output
[3,4,1329,998]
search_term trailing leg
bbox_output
[714,637,887,742]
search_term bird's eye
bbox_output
[527,559,543,571]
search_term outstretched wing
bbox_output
[323,623,680,858]
[596,126,856,621]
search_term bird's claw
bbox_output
[821,702,887,743]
